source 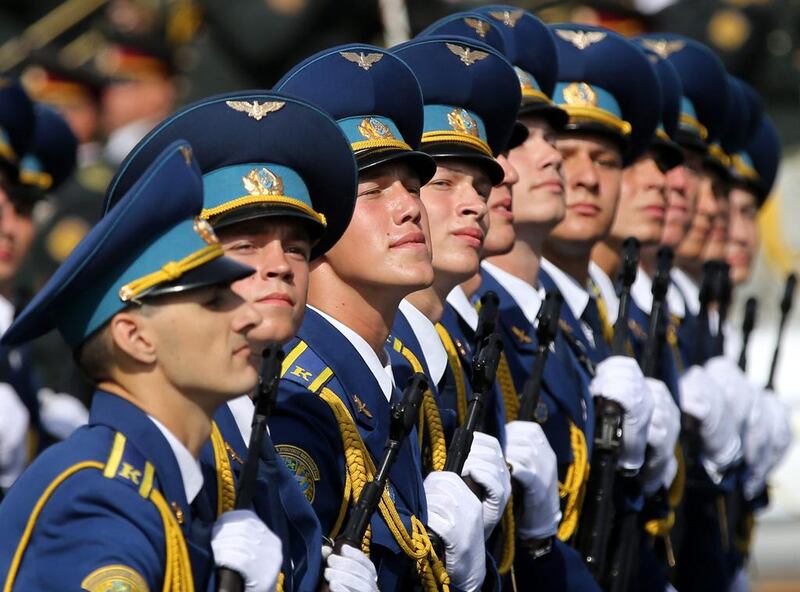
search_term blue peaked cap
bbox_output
[3,141,254,348]
[102,92,358,260]
[550,23,661,165]
[0,78,36,175]
[19,104,78,193]
[737,115,780,205]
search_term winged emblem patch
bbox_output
[446,42,490,66]
[464,17,489,38]
[488,9,524,27]
[339,51,383,71]
[639,38,686,59]
[555,29,607,50]
[225,100,285,121]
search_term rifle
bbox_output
[692,261,716,366]
[712,262,732,357]
[641,247,674,378]
[518,291,563,422]
[575,237,639,579]
[738,297,758,371]
[474,291,500,356]
[218,343,285,592]
[766,273,797,390]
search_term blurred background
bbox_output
[1,1,798,588]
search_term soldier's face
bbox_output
[481,154,518,257]
[144,284,262,402]
[700,169,730,262]
[319,163,433,295]
[421,158,490,287]
[611,151,667,247]
[726,187,759,285]
[547,133,622,255]
[217,218,311,357]
[661,148,702,248]
[0,186,36,289]
[508,116,565,229]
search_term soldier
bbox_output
[272,45,486,591]
[100,89,378,591]
[0,142,285,591]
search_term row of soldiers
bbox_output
[0,4,793,592]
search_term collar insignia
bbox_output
[353,395,373,418]
[511,325,533,344]
[488,9,524,27]
[340,51,383,71]
[563,82,597,107]
[447,108,480,137]
[464,17,489,38]
[358,117,396,140]
[446,42,490,66]
[454,337,469,358]
[225,100,285,121]
[640,38,686,59]
[243,167,284,196]
[555,29,607,50]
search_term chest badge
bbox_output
[352,395,373,419]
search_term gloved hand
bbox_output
[705,356,757,436]
[763,393,793,472]
[424,471,485,591]
[679,365,740,476]
[504,420,561,540]
[211,509,282,592]
[0,382,30,489]
[642,379,681,495]
[37,388,89,440]
[744,392,793,500]
[323,544,378,592]
[590,356,654,472]
[461,431,511,539]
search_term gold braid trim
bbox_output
[590,283,615,348]
[666,321,685,374]
[393,339,448,472]
[645,443,687,539]
[497,495,516,575]
[496,352,519,422]
[557,422,589,541]
[434,324,468,425]
[317,387,450,591]
[151,489,195,592]
[210,422,236,516]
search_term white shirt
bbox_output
[228,395,255,446]
[671,268,700,316]
[398,299,448,386]
[589,261,620,324]
[309,305,395,402]
[666,281,686,319]
[541,258,594,344]
[148,416,204,504]
[631,266,654,315]
[445,286,479,331]
[480,261,544,325]
[0,294,14,335]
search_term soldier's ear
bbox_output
[108,309,157,366]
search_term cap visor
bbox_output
[651,138,684,171]
[209,202,325,242]
[357,149,437,185]
[421,142,504,186]
[519,103,569,129]
[144,255,255,299]
[506,122,528,151]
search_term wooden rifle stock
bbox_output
[217,343,284,592]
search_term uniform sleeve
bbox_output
[10,469,167,591]
[269,379,348,537]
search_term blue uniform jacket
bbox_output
[268,307,436,592]
[0,390,214,591]
[199,402,323,592]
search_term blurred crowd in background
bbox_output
[2,0,800,586]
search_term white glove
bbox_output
[504,420,561,540]
[642,378,681,495]
[211,509,282,592]
[461,431,511,539]
[679,365,740,476]
[763,393,793,472]
[705,356,757,437]
[590,356,654,471]
[37,388,89,440]
[0,382,30,489]
[424,471,485,591]
[744,392,794,500]
[323,544,378,592]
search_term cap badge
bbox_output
[179,145,193,165]
[447,108,479,137]
[193,217,220,245]
[563,82,597,107]
[243,167,284,196]
[555,29,607,50]
[225,100,285,121]
[464,17,489,38]
[358,117,396,140]
[515,67,534,92]
[446,42,489,66]
[339,51,383,71]
[640,38,686,59]
[488,9,523,27]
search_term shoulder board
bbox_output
[280,339,335,394]
[101,432,157,499]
